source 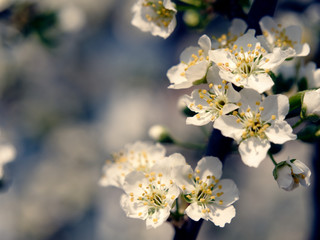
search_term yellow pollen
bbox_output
[256,101,260,105]
[196,169,200,173]
[138,212,142,216]
[158,173,163,177]
[218,84,222,89]
[222,80,227,84]
[246,108,251,112]
[188,173,193,179]
[196,114,201,119]
[219,200,223,205]
[247,43,252,48]
[130,192,134,196]
[182,185,186,190]
[195,176,200,181]
[236,118,241,123]
[210,196,215,200]
[200,198,205,203]
[259,106,264,111]
[202,89,207,94]
[170,180,173,184]
[153,218,158,223]
[171,195,176,200]
[271,115,276,120]
[209,83,213,88]
[233,111,238,116]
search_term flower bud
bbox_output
[148,125,173,143]
[273,159,311,191]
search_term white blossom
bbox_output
[214,89,296,167]
[120,163,181,229]
[298,61,320,89]
[131,0,177,39]
[99,141,166,188]
[275,159,311,191]
[258,16,310,57]
[173,156,239,227]
[302,88,320,118]
[167,34,212,89]
[209,32,294,93]
[182,66,240,126]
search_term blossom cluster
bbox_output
[100,141,239,228]
[99,4,317,235]
[167,17,316,175]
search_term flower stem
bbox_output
[173,139,206,150]
[268,152,278,166]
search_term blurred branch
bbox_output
[247,0,278,34]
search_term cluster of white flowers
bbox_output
[166,18,316,171]
[100,5,318,235]
[100,141,239,229]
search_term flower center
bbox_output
[143,0,175,28]
[135,172,171,214]
[185,174,224,207]
[180,49,209,77]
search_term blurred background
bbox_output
[0,0,319,239]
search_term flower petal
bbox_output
[196,156,223,180]
[265,120,296,144]
[238,137,270,167]
[207,205,236,227]
[214,115,243,142]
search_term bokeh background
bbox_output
[0,0,319,239]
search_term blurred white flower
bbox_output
[167,34,211,89]
[214,89,296,167]
[148,125,173,143]
[0,0,11,11]
[0,134,16,179]
[99,141,166,188]
[131,0,177,39]
[298,61,320,89]
[275,159,311,191]
[120,163,180,229]
[209,32,294,93]
[258,16,310,57]
[58,4,86,32]
[182,66,240,126]
[302,89,320,119]
[172,156,239,227]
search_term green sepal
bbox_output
[192,77,207,86]
[272,161,290,180]
[158,134,174,144]
[289,91,306,113]
[182,106,196,117]
[297,124,320,143]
